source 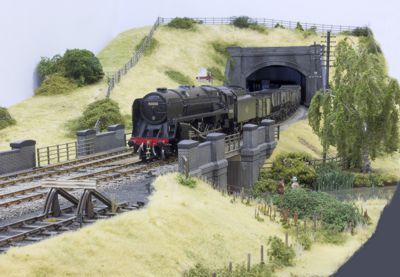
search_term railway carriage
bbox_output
[128,85,301,160]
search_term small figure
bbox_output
[277,179,285,195]
[291,176,300,189]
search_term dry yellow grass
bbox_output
[0,173,389,277]
[0,25,352,151]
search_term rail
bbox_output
[159,17,359,33]
[224,133,241,154]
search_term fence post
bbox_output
[247,253,251,272]
[47,146,50,165]
[228,262,232,272]
[212,273,216,277]
[37,148,40,167]
[56,144,60,163]
[260,245,264,264]
[66,143,69,161]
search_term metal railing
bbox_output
[274,125,280,140]
[224,133,241,154]
[106,17,161,98]
[37,141,77,167]
[76,137,95,157]
[159,17,359,33]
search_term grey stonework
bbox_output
[178,121,277,192]
[225,45,324,106]
[178,133,228,191]
[0,140,36,175]
[76,124,126,157]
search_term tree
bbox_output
[63,49,104,85]
[308,39,400,172]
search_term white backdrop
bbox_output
[1,0,398,107]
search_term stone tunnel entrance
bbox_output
[246,65,307,104]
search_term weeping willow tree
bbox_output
[308,38,400,172]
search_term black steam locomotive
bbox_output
[128,85,300,160]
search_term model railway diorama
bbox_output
[128,85,300,160]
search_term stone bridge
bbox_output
[178,119,277,192]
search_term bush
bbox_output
[350,26,373,37]
[249,24,268,34]
[303,26,317,38]
[354,173,384,187]
[167,17,197,30]
[253,169,277,196]
[315,163,355,191]
[208,66,225,82]
[274,23,285,29]
[359,36,382,54]
[165,69,193,85]
[232,16,252,28]
[35,74,78,96]
[135,37,159,56]
[295,22,304,32]
[272,188,363,232]
[297,232,312,250]
[270,152,316,187]
[63,49,104,85]
[66,99,124,134]
[0,107,16,130]
[37,55,64,79]
[177,174,197,188]
[267,236,295,267]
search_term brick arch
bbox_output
[244,61,309,79]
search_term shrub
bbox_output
[274,23,285,29]
[270,152,316,187]
[66,99,124,134]
[295,22,304,32]
[37,55,64,79]
[63,49,104,85]
[177,174,197,188]
[267,236,295,267]
[232,16,252,28]
[303,26,317,38]
[135,37,159,56]
[35,74,78,96]
[359,35,382,54]
[0,107,16,130]
[253,169,277,196]
[297,232,312,250]
[165,69,193,85]
[249,24,268,34]
[208,66,225,82]
[167,17,197,30]
[350,26,373,37]
[315,163,355,191]
[354,173,384,187]
[272,188,363,232]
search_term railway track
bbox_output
[0,148,134,188]
[0,202,141,253]
[0,158,176,208]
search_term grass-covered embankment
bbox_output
[0,173,389,276]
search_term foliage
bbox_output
[359,35,382,54]
[184,263,274,277]
[177,174,197,188]
[315,163,355,191]
[270,152,316,187]
[165,69,194,85]
[208,66,225,82]
[34,74,78,96]
[349,26,373,37]
[63,49,104,85]
[209,40,240,66]
[37,55,64,79]
[274,23,285,29]
[253,169,277,196]
[297,232,312,250]
[135,37,159,56]
[308,39,400,171]
[66,99,124,134]
[249,24,268,34]
[232,16,267,34]
[167,17,197,30]
[303,26,317,38]
[0,107,16,130]
[267,236,295,267]
[353,173,384,187]
[295,22,304,32]
[273,188,364,232]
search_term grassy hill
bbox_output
[0,173,388,276]
[0,24,354,150]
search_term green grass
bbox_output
[135,37,159,56]
[165,69,194,85]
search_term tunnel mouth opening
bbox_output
[246,65,306,104]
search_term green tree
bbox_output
[308,39,400,171]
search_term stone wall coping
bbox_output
[206,132,226,141]
[10,140,36,148]
[243,124,258,131]
[178,140,200,149]
[261,119,275,126]
[76,129,96,136]
[107,124,125,131]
